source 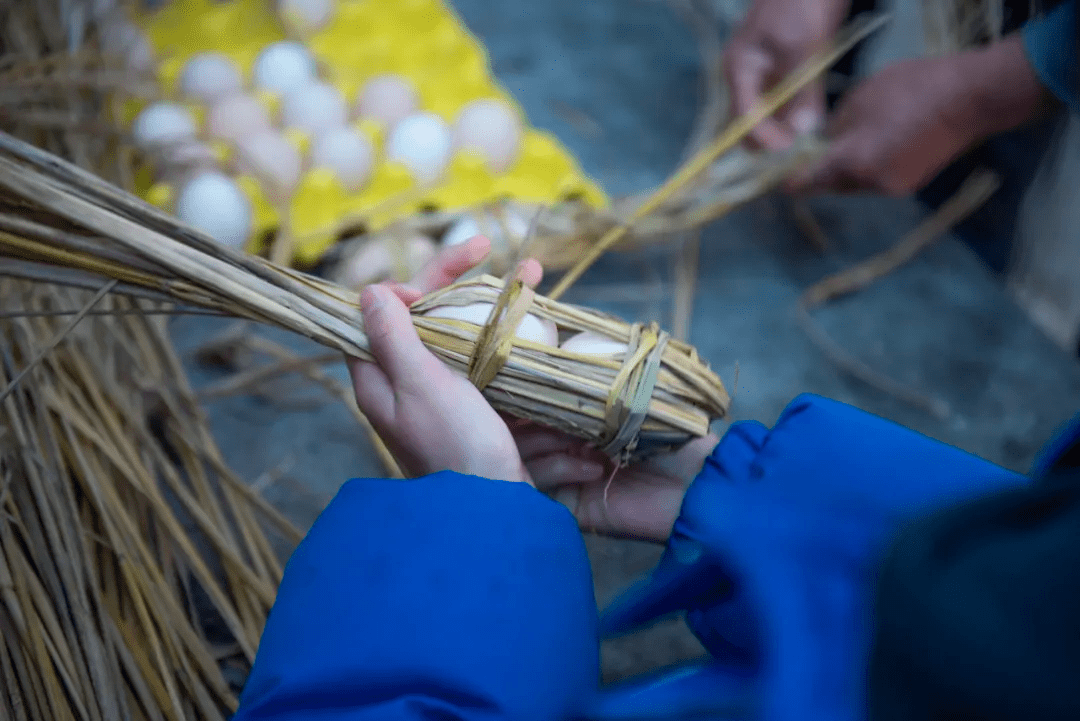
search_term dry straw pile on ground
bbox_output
[0,3,301,719]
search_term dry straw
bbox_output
[0,12,886,461]
[1,282,303,721]
[0,2,301,718]
[0,127,730,460]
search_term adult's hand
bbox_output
[347,235,543,483]
[792,33,1056,195]
[509,419,720,543]
[723,0,850,151]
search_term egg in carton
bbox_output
[107,0,607,268]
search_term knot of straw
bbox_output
[600,322,669,461]
[466,277,537,391]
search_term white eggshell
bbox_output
[441,216,480,247]
[560,331,629,357]
[425,302,558,346]
[341,234,438,288]
[341,238,393,288]
[236,130,303,197]
[385,112,453,185]
[253,41,318,97]
[282,82,348,136]
[453,99,523,173]
[208,94,272,144]
[175,172,253,249]
[441,209,531,248]
[355,74,419,128]
[279,0,335,35]
[179,53,243,103]
[132,102,197,150]
[311,127,374,190]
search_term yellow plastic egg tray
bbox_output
[125,0,608,265]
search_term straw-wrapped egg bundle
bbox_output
[0,130,730,460]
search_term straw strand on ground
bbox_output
[797,169,1001,419]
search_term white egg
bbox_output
[441,209,531,248]
[132,102,197,151]
[424,302,558,346]
[179,53,243,103]
[175,171,253,249]
[453,99,523,174]
[405,234,438,274]
[281,82,347,136]
[252,41,318,97]
[279,0,335,35]
[385,112,453,185]
[100,20,154,74]
[310,127,375,191]
[560,331,629,357]
[340,235,437,288]
[441,216,480,247]
[208,93,272,144]
[355,74,419,128]
[235,130,303,197]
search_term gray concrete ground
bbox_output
[170,0,1080,682]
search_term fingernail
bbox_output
[791,108,822,136]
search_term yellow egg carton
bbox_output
[125,0,608,266]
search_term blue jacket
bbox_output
[232,394,1077,721]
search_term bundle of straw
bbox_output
[1,2,302,716]
[0,128,730,460]
[0,278,302,720]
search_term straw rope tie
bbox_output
[600,322,669,462]
[461,281,667,460]
[465,276,536,391]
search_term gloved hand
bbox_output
[588,394,1029,721]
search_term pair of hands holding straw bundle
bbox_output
[727,0,1058,197]
[347,234,718,544]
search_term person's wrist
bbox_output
[947,33,1057,143]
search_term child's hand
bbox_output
[347,235,543,483]
[510,419,720,543]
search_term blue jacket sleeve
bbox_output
[590,395,1028,721]
[602,394,1027,646]
[1023,0,1079,113]
[233,472,599,721]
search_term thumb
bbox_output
[360,283,439,390]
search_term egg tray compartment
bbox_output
[123,0,608,266]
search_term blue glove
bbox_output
[591,394,1028,721]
